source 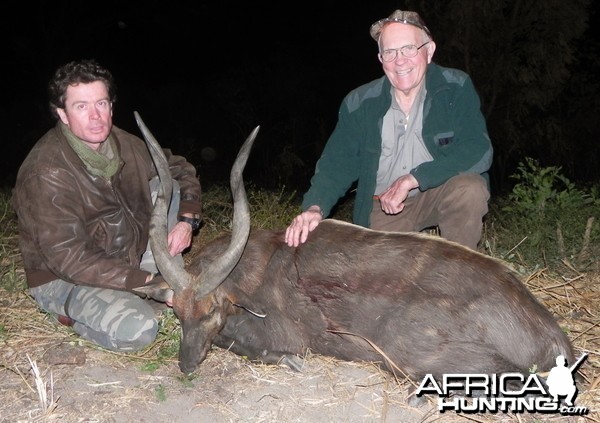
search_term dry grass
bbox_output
[1,252,599,422]
[0,271,600,422]
[1,188,599,422]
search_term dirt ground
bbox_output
[0,289,437,423]
[0,289,425,423]
[1,270,599,423]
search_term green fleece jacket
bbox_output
[302,62,493,227]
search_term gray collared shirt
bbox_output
[375,84,432,197]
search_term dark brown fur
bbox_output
[174,219,574,379]
[133,113,574,382]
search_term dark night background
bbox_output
[2,1,599,197]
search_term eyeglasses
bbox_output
[380,42,430,62]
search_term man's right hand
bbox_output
[378,174,419,215]
[284,206,323,247]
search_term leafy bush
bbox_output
[487,157,599,270]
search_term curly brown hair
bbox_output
[48,59,117,119]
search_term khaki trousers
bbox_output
[369,173,490,250]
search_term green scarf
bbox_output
[62,122,121,179]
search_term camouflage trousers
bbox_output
[29,177,183,352]
[29,281,159,351]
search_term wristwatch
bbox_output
[178,214,201,231]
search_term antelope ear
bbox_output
[133,277,174,304]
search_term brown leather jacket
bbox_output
[11,123,201,290]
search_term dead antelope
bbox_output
[133,112,575,385]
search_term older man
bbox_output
[285,9,493,250]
